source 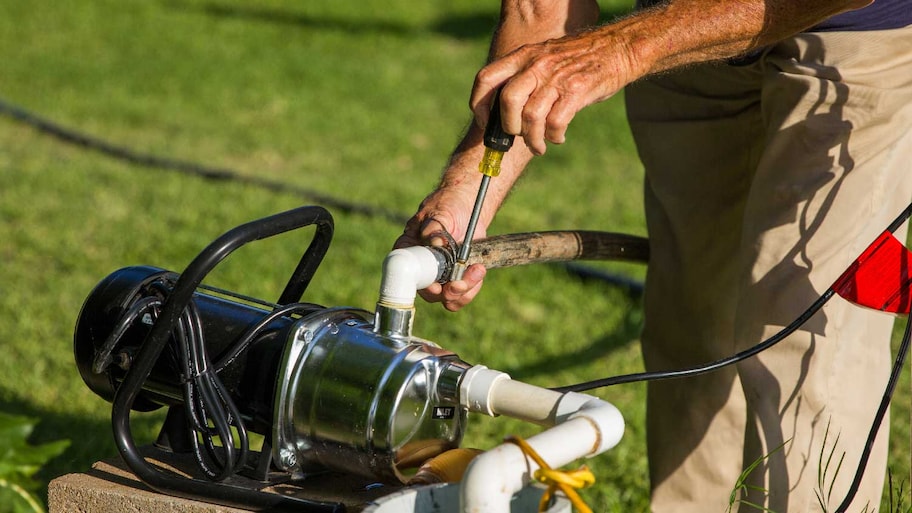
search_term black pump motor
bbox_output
[74,206,469,512]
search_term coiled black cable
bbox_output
[108,279,298,482]
[174,300,249,481]
[103,292,250,482]
[109,206,345,511]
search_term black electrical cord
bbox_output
[123,279,248,481]
[555,201,912,511]
[214,302,319,372]
[553,293,909,511]
[552,289,835,393]
[174,300,249,482]
[93,295,162,374]
[95,274,326,494]
[835,316,911,512]
[99,289,251,482]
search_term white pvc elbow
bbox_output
[377,247,443,307]
[458,366,625,513]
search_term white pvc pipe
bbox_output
[377,246,442,308]
[458,366,624,513]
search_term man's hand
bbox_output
[471,28,639,156]
[394,0,603,309]
[395,186,488,312]
[469,0,875,156]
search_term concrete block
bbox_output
[48,447,397,512]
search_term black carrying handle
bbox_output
[277,207,334,304]
[111,206,344,512]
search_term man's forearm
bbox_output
[438,0,602,224]
[490,0,602,60]
[436,0,872,220]
[616,0,872,76]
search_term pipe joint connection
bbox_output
[377,246,448,308]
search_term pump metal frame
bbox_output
[107,206,344,512]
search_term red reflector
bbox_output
[832,231,912,314]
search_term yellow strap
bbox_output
[505,435,596,513]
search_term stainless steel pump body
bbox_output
[272,306,469,483]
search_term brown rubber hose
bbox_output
[465,231,649,269]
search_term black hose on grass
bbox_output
[0,97,407,224]
[0,96,645,293]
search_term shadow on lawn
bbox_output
[508,290,644,384]
[0,396,163,500]
[165,1,634,41]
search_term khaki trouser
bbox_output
[626,26,912,513]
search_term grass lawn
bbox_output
[0,1,907,512]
